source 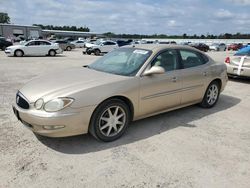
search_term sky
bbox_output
[0,0,250,35]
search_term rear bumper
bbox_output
[226,64,250,77]
[56,48,63,54]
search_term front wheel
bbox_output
[200,81,220,108]
[89,99,130,142]
[14,50,24,57]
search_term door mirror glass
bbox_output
[143,66,165,76]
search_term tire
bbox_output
[86,49,92,55]
[200,81,220,108]
[14,50,24,57]
[49,50,56,56]
[89,99,130,142]
[94,49,101,56]
[1,46,6,51]
[66,46,72,51]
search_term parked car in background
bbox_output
[158,41,177,44]
[84,40,118,55]
[5,40,63,57]
[191,43,209,52]
[83,39,98,48]
[225,46,250,78]
[71,40,86,48]
[54,40,75,51]
[0,38,13,50]
[116,40,132,47]
[227,43,243,51]
[13,44,227,141]
[241,43,250,49]
[63,37,75,42]
[209,43,226,51]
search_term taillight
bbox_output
[225,57,230,64]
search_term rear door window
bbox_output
[179,50,206,69]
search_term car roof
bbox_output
[28,40,51,42]
[124,44,200,52]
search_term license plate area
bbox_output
[233,68,244,73]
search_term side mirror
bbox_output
[143,66,165,76]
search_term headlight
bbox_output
[34,98,44,109]
[44,98,74,112]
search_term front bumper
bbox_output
[226,64,250,78]
[5,49,14,56]
[12,103,96,137]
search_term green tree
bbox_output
[0,12,10,23]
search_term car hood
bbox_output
[7,45,24,49]
[85,43,97,48]
[19,67,129,102]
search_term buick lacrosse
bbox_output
[13,45,227,141]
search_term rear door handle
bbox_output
[202,72,207,76]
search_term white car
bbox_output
[209,43,226,51]
[85,40,118,55]
[70,40,85,48]
[5,40,63,57]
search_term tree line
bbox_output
[33,24,90,32]
[104,32,250,39]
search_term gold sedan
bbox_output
[13,45,228,141]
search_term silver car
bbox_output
[13,45,228,142]
[209,43,226,51]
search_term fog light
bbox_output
[43,125,65,130]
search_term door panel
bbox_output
[139,70,182,117]
[180,65,208,105]
[178,50,208,105]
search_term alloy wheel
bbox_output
[98,106,126,137]
[207,84,218,105]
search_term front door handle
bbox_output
[172,76,177,82]
[202,72,207,76]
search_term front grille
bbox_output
[16,92,29,109]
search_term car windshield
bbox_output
[88,48,152,76]
[95,40,102,45]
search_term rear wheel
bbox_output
[66,46,72,51]
[94,49,101,56]
[89,99,130,142]
[1,46,6,50]
[49,50,56,56]
[14,50,24,57]
[200,81,220,108]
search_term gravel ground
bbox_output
[0,49,249,188]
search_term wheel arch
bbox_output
[48,49,56,55]
[90,95,134,125]
[209,78,222,91]
[14,49,24,56]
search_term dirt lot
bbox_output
[0,49,249,188]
